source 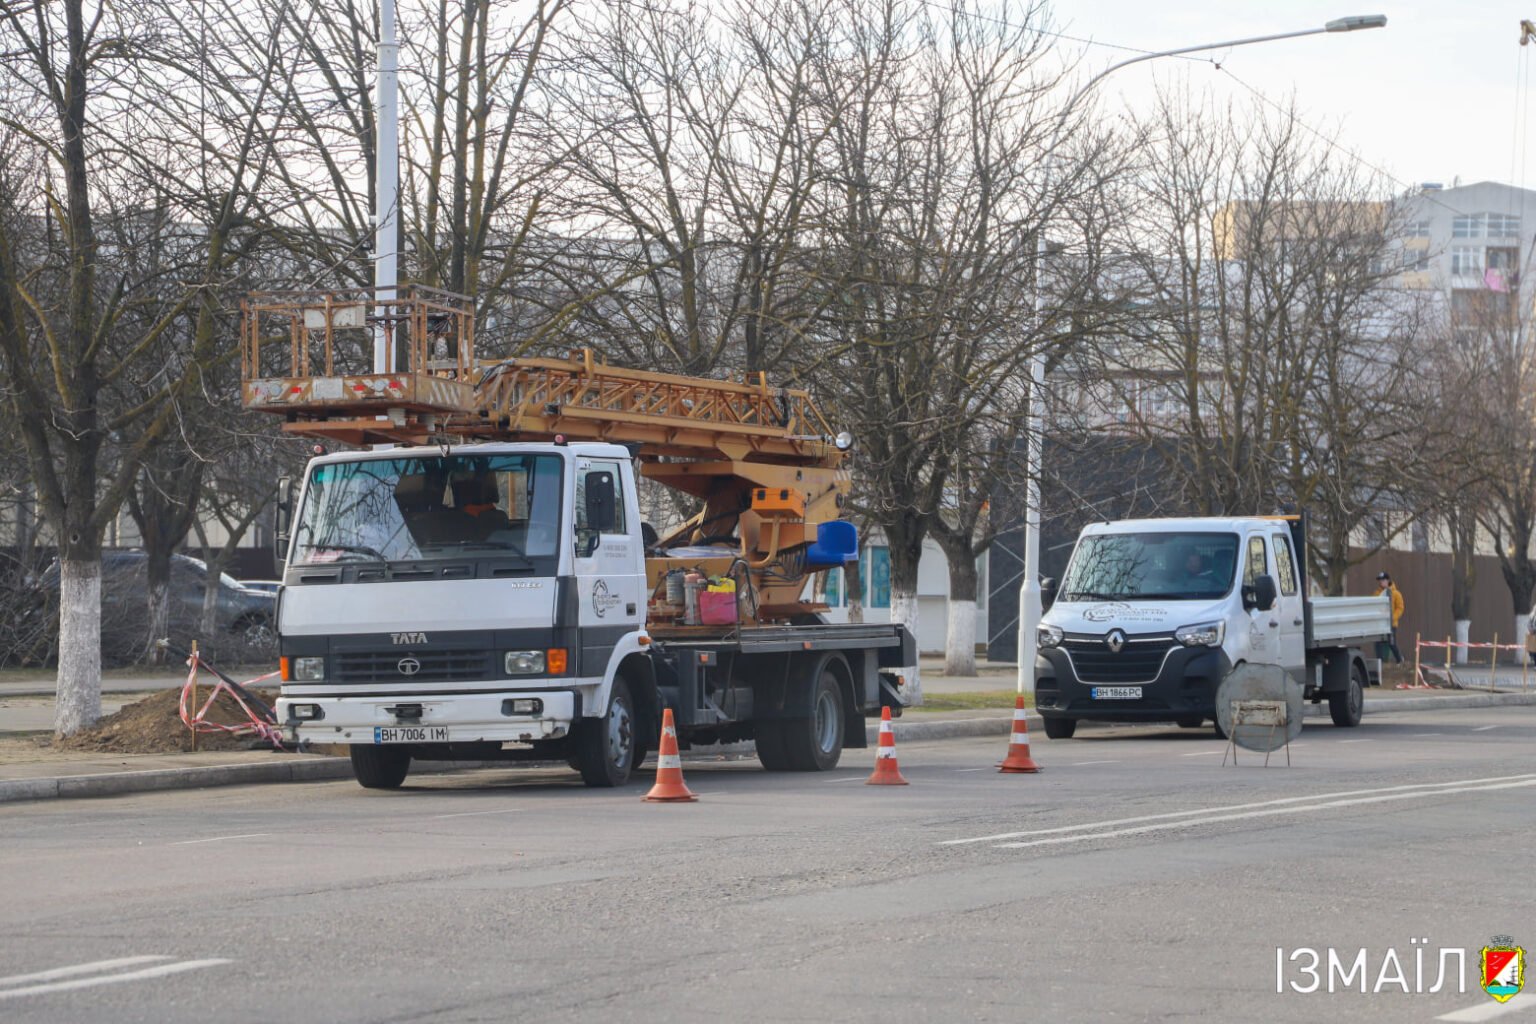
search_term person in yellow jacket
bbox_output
[1375,571,1404,663]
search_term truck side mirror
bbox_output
[1040,577,1058,611]
[273,476,294,568]
[1247,574,1278,612]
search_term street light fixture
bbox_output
[1014,15,1387,696]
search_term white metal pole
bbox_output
[373,0,400,374]
[1012,14,1386,695]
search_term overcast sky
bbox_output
[1047,1,1534,194]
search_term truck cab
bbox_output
[275,441,655,786]
[1034,516,1384,739]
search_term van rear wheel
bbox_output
[1329,664,1365,727]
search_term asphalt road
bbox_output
[2,707,1533,1024]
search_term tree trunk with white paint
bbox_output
[889,588,921,704]
[55,559,102,735]
[1454,619,1470,666]
[944,599,976,676]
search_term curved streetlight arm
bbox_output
[1014,14,1386,696]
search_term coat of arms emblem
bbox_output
[1481,936,1525,1003]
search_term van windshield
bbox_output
[1059,532,1239,602]
[290,454,563,570]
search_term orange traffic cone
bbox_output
[643,707,698,802]
[866,706,909,785]
[997,695,1042,773]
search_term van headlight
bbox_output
[1175,621,1226,647]
[1037,623,1064,649]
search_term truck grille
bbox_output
[333,649,492,683]
[1062,639,1177,684]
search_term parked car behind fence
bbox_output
[5,550,276,667]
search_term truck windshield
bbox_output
[1059,532,1239,602]
[291,454,563,569]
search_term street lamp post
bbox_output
[1014,15,1386,696]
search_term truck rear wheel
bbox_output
[350,745,410,789]
[778,668,844,771]
[1329,664,1365,727]
[575,676,636,787]
[754,721,791,771]
[1042,716,1076,739]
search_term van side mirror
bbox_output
[1040,577,1058,611]
[1246,574,1279,612]
[273,476,294,567]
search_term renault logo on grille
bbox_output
[397,657,422,676]
[1105,629,1125,654]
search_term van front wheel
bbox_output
[1042,716,1076,739]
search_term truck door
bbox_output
[1270,530,1306,683]
[572,458,644,680]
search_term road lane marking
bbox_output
[170,833,271,845]
[1180,751,1223,757]
[429,808,521,819]
[0,957,170,988]
[1472,725,1500,732]
[1436,992,1536,1021]
[825,776,869,784]
[940,773,1536,846]
[954,768,989,773]
[991,779,1536,850]
[0,959,231,1000]
[1069,760,1121,766]
[1338,739,1371,743]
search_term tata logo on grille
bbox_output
[397,657,422,676]
[1105,629,1126,654]
[392,632,427,645]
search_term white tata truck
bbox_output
[241,292,914,790]
[1033,515,1391,739]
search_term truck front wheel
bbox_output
[575,676,636,787]
[350,745,410,789]
[777,668,844,771]
[1329,664,1365,728]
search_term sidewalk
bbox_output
[3,658,1534,805]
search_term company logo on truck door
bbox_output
[591,578,623,617]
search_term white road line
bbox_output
[954,768,989,773]
[825,776,869,784]
[940,773,1536,846]
[0,957,170,988]
[1069,760,1121,766]
[0,960,231,1001]
[1472,725,1500,732]
[1436,992,1536,1021]
[993,779,1536,850]
[1181,750,1224,757]
[429,808,521,819]
[1337,739,1371,743]
[170,833,271,846]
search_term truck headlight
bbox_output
[1037,623,1064,649]
[292,656,326,681]
[504,650,546,675]
[1175,621,1226,647]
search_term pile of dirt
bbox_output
[53,686,279,754]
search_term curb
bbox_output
[3,692,1532,805]
[0,757,354,805]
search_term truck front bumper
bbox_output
[1034,644,1232,723]
[276,690,579,746]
